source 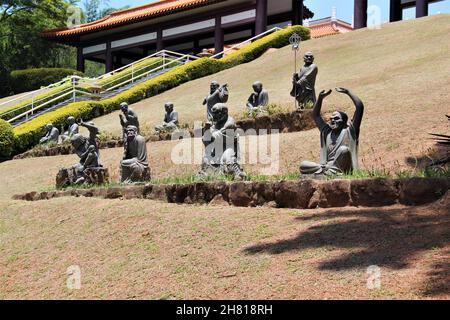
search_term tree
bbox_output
[0,0,78,96]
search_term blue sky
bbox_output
[105,0,449,23]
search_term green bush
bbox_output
[0,119,15,158]
[10,68,83,94]
[12,26,310,155]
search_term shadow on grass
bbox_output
[243,203,450,296]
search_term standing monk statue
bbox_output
[203,81,229,123]
[120,125,150,184]
[300,87,364,176]
[246,81,269,115]
[291,52,318,109]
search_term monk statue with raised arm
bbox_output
[300,87,364,176]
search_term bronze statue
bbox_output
[246,81,269,115]
[56,120,105,188]
[61,116,79,142]
[203,81,229,122]
[155,102,179,133]
[120,125,150,184]
[39,123,59,145]
[119,102,140,133]
[199,103,246,180]
[300,88,364,176]
[291,52,318,109]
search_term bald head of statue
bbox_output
[210,81,220,94]
[211,103,228,123]
[304,52,314,66]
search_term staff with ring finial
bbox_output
[289,33,301,109]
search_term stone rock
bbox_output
[207,182,229,202]
[143,184,167,201]
[350,178,399,207]
[253,182,277,206]
[105,187,123,199]
[275,180,317,209]
[229,182,253,207]
[56,167,109,189]
[209,194,230,206]
[399,178,450,206]
[318,180,351,208]
[122,186,145,199]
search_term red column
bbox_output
[76,47,85,73]
[214,16,224,57]
[157,28,164,52]
[292,0,304,26]
[354,0,368,29]
[105,42,113,73]
[255,0,268,34]
[390,0,402,22]
[416,0,429,18]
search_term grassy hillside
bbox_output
[89,14,450,137]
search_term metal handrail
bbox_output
[210,27,282,59]
[0,78,70,110]
[102,53,192,93]
[1,86,73,118]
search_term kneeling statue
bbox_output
[120,125,150,184]
[300,87,364,176]
[155,102,179,133]
[56,121,107,188]
[199,103,246,180]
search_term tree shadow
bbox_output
[243,203,450,296]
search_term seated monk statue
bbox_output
[300,87,364,176]
[199,103,246,180]
[61,116,79,142]
[155,102,179,133]
[246,81,269,115]
[39,123,60,145]
[120,125,150,184]
[291,52,318,109]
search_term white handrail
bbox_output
[0,86,73,117]
[0,78,70,108]
[210,27,282,59]
[102,53,191,93]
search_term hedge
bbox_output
[0,119,15,158]
[12,26,310,155]
[10,68,83,95]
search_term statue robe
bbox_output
[205,87,229,121]
[291,63,318,105]
[121,134,149,183]
[319,121,359,172]
[40,127,59,144]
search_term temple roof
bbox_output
[308,17,353,39]
[42,0,314,39]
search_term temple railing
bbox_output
[3,50,198,127]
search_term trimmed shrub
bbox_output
[0,119,15,158]
[10,68,83,94]
[12,26,310,155]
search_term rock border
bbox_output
[13,110,315,160]
[13,177,450,209]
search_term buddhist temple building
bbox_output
[41,0,314,73]
[354,0,445,29]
